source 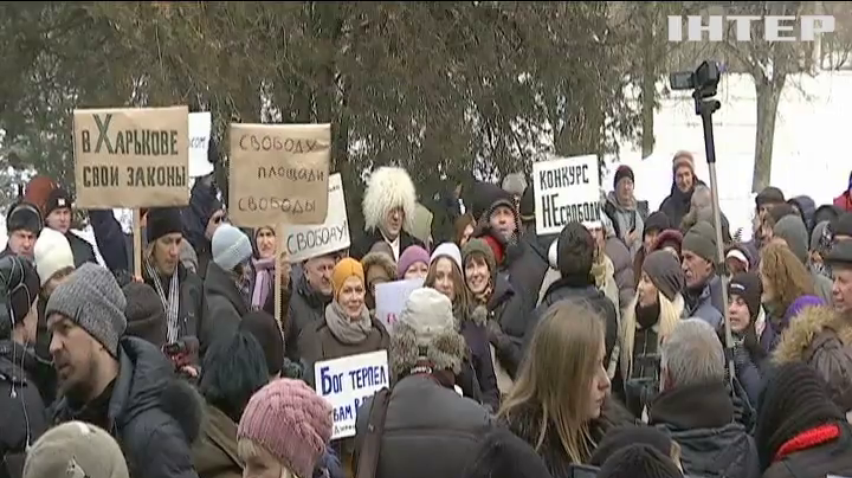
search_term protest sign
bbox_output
[73,106,190,209]
[189,112,213,177]
[314,350,390,440]
[285,173,350,262]
[228,123,331,228]
[532,154,602,235]
[375,279,424,333]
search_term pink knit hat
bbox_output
[238,379,333,478]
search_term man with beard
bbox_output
[46,263,200,478]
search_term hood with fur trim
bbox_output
[361,251,397,283]
[362,166,417,234]
[389,319,467,381]
[773,306,852,364]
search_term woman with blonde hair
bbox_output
[499,301,630,475]
[618,251,685,415]
[759,242,819,335]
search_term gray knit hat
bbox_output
[211,224,253,271]
[682,221,717,263]
[46,263,127,356]
[23,421,129,478]
[773,215,809,264]
[642,251,685,301]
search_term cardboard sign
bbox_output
[314,350,390,440]
[375,279,424,333]
[285,173,350,262]
[189,112,213,177]
[73,106,190,208]
[228,123,331,228]
[532,154,602,235]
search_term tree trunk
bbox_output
[751,78,784,192]
[640,4,656,158]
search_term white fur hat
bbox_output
[363,166,417,233]
[430,242,462,271]
[34,228,75,286]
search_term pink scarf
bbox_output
[251,257,276,310]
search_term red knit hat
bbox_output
[481,235,504,265]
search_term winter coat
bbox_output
[354,374,494,478]
[648,381,761,478]
[502,399,635,477]
[200,262,248,357]
[605,236,634,311]
[144,263,204,343]
[485,275,531,380]
[834,191,852,213]
[286,274,332,362]
[192,402,242,478]
[298,306,390,389]
[184,178,224,280]
[659,179,706,229]
[0,341,48,478]
[52,337,203,478]
[685,275,725,329]
[772,306,852,412]
[762,422,852,478]
[603,192,644,259]
[66,230,97,266]
[788,195,817,233]
[460,311,500,411]
[349,228,424,262]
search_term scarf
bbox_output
[325,301,373,345]
[251,257,276,310]
[145,259,181,344]
[471,281,493,307]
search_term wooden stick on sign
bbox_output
[274,224,284,325]
[133,208,143,281]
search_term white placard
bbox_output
[189,112,213,177]
[375,279,424,333]
[314,350,390,440]
[532,154,602,235]
[284,173,350,262]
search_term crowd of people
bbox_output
[1,150,852,478]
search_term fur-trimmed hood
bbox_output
[361,251,397,282]
[389,318,467,381]
[362,166,417,233]
[772,306,852,364]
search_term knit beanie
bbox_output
[614,165,635,189]
[146,207,183,243]
[368,241,395,260]
[45,187,73,217]
[832,212,852,239]
[728,272,762,321]
[672,151,695,173]
[239,310,284,377]
[502,172,527,197]
[755,362,844,470]
[465,427,555,478]
[390,287,466,378]
[33,228,74,286]
[651,229,684,255]
[644,211,672,235]
[46,263,127,356]
[23,421,129,478]
[462,238,497,276]
[0,255,40,333]
[430,242,462,271]
[122,282,167,348]
[397,245,430,279]
[783,295,825,324]
[756,186,786,210]
[332,258,365,298]
[642,251,685,302]
[361,252,396,290]
[590,425,674,467]
[212,224,253,272]
[237,378,333,478]
[682,221,717,263]
[6,201,43,235]
[597,444,682,478]
[773,216,809,264]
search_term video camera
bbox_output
[670,60,722,98]
[162,337,199,373]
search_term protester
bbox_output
[193,331,270,478]
[787,195,817,234]
[22,421,129,478]
[122,281,168,348]
[286,252,336,362]
[726,243,755,275]
[397,245,430,280]
[354,287,493,478]
[350,166,424,261]
[771,214,833,302]
[651,229,684,258]
[500,301,628,475]
[238,379,333,478]
[681,221,725,327]
[759,242,820,337]
[249,226,278,311]
[43,187,97,266]
[2,201,42,259]
[425,242,499,410]
[755,362,852,477]
[727,273,769,404]
[0,255,47,478]
[455,212,476,248]
[183,178,227,279]
[681,184,732,244]
[604,165,645,258]
[619,250,685,416]
[46,263,202,478]
[238,310,285,381]
[200,224,254,356]
[659,152,702,228]
[299,258,390,387]
[633,211,672,289]
[361,248,396,312]
[464,427,554,478]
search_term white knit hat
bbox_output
[430,242,462,271]
[34,227,75,286]
[212,224,253,271]
[399,287,456,347]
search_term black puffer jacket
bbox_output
[486,275,529,379]
[66,231,97,266]
[648,381,760,478]
[286,273,332,362]
[200,262,248,357]
[0,341,48,478]
[52,337,202,478]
